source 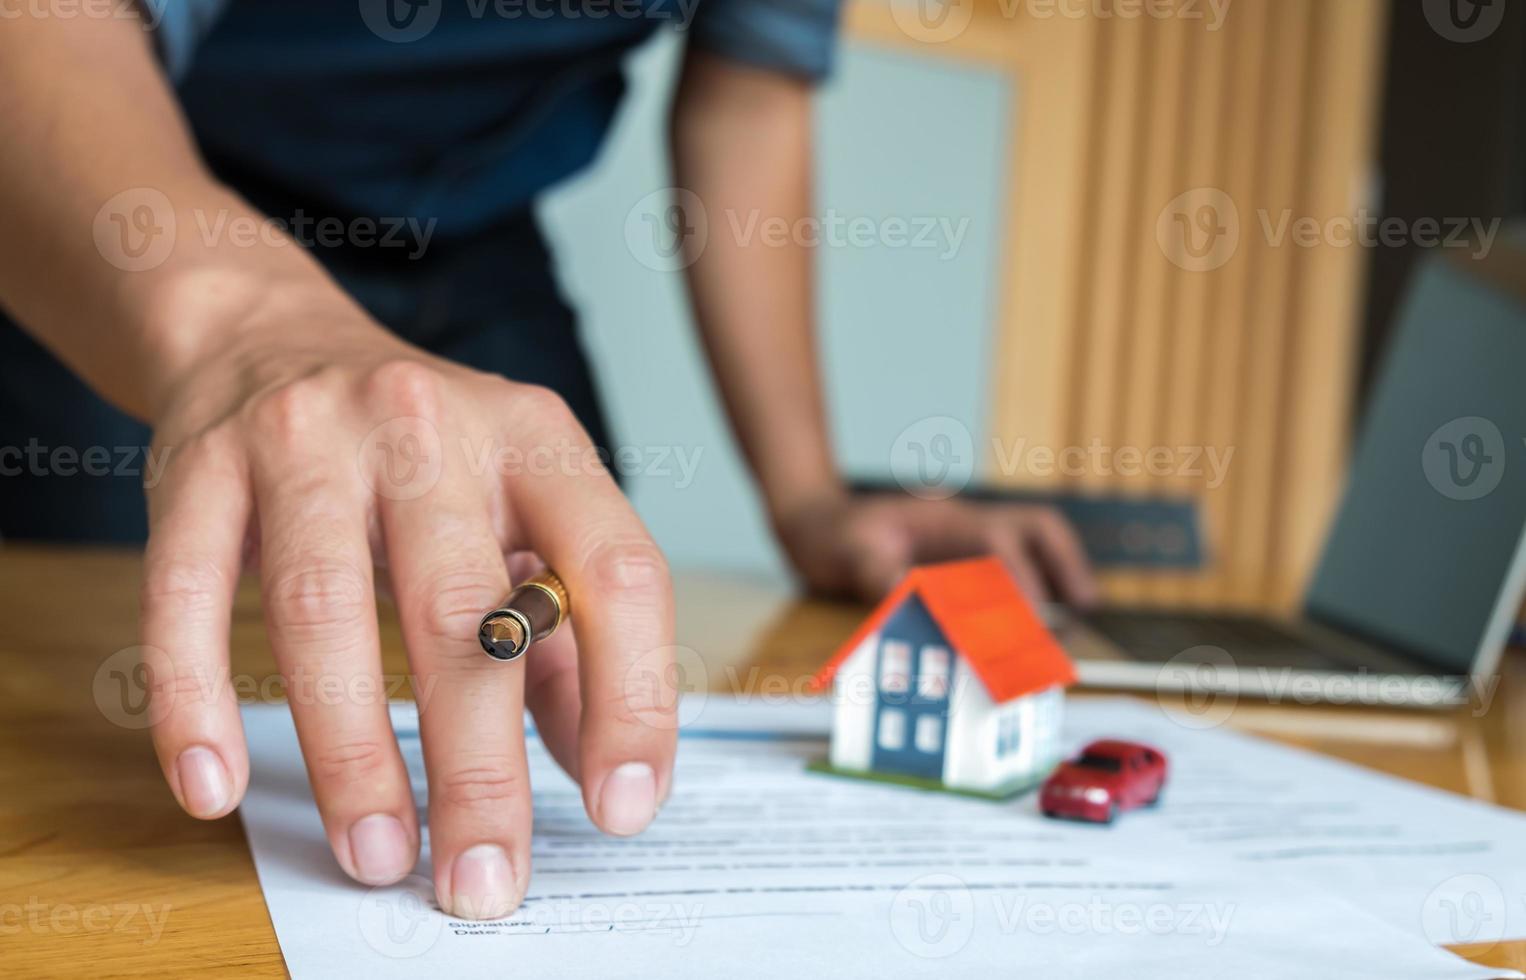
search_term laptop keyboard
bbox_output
[1079,610,1355,671]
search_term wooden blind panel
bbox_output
[844,0,1384,612]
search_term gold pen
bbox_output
[477,569,570,662]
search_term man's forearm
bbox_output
[671,51,845,526]
[0,11,372,422]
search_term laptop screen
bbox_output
[1305,251,1526,673]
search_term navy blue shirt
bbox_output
[0,0,843,545]
[143,0,842,238]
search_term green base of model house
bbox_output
[804,758,1050,802]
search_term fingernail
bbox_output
[448,844,519,920]
[598,762,657,836]
[176,745,231,817]
[349,814,412,885]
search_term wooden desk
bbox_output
[2,546,1523,975]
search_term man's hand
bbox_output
[669,57,1098,610]
[139,294,677,920]
[0,7,675,923]
[774,491,1100,606]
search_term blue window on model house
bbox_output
[996,710,1022,757]
[871,595,952,780]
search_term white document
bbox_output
[1057,699,1526,946]
[238,698,1522,979]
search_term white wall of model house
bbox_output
[945,683,1065,791]
[828,636,877,772]
[828,629,1067,793]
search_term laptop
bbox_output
[1059,247,1526,707]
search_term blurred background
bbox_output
[544,0,1524,613]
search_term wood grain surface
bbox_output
[1,546,1522,975]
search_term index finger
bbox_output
[503,394,676,837]
[140,436,251,820]
[1021,508,1099,607]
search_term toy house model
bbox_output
[809,557,1077,799]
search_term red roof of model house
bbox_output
[809,557,1076,704]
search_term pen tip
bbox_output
[480,616,526,661]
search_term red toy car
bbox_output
[1039,740,1167,823]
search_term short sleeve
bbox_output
[687,0,845,82]
[138,0,230,80]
